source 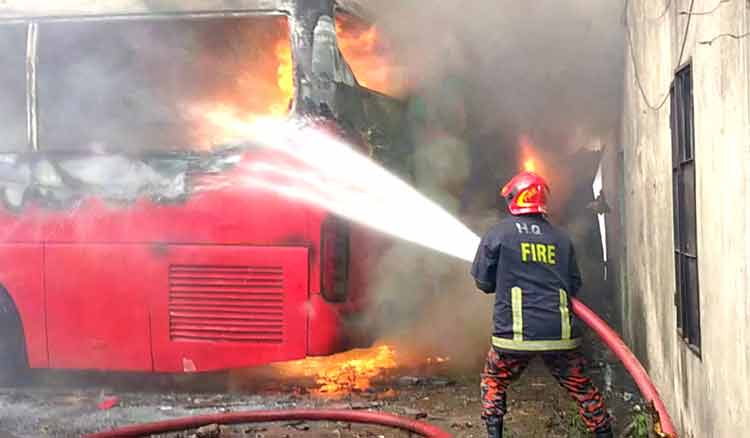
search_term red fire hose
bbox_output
[571,297,678,438]
[86,300,677,438]
[84,409,452,438]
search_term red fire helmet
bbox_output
[500,171,550,215]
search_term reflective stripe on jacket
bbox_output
[471,214,582,352]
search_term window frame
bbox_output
[320,214,350,303]
[0,22,33,152]
[20,12,295,153]
[670,62,701,356]
[333,8,402,98]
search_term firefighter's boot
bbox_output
[594,425,613,438]
[485,418,503,438]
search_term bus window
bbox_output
[335,12,405,97]
[0,24,28,153]
[37,16,292,153]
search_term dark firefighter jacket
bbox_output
[471,214,582,352]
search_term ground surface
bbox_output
[0,352,643,438]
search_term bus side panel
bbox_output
[151,245,309,372]
[0,244,47,367]
[307,226,388,355]
[45,244,157,371]
[307,294,345,355]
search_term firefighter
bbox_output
[471,171,613,438]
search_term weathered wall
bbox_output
[617,1,750,436]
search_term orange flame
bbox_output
[272,344,453,396]
[426,355,451,364]
[193,17,293,147]
[335,14,404,96]
[524,158,536,173]
[519,134,544,177]
[275,345,398,396]
[198,14,405,145]
[270,38,294,116]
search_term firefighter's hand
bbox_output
[475,280,495,294]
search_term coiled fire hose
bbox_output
[87,299,677,438]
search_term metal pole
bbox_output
[25,21,38,151]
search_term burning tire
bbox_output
[0,289,28,385]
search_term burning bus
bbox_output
[0,0,412,379]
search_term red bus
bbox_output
[0,0,411,380]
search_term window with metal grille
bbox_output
[670,64,701,355]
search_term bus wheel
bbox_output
[0,291,28,385]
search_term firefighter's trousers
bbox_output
[480,347,612,432]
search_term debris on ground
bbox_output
[193,423,221,438]
[0,348,644,438]
[96,396,120,410]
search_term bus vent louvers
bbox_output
[168,265,285,343]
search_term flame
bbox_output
[524,158,536,172]
[191,17,293,147]
[335,14,404,96]
[426,355,451,364]
[270,38,294,116]
[519,134,545,177]
[275,345,398,396]
[196,14,406,145]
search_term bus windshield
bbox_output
[335,12,405,97]
[37,15,293,153]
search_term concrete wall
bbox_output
[616,1,750,436]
